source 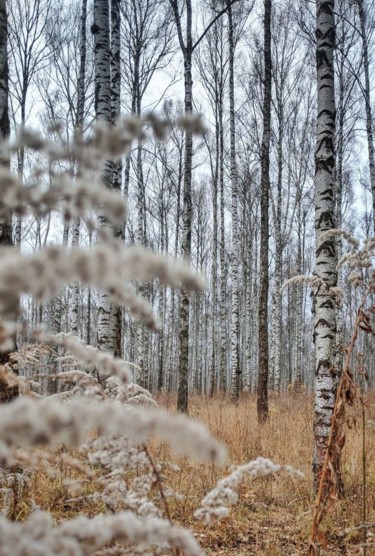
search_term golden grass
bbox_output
[10,392,375,555]
[153,392,375,555]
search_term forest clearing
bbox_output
[0,0,374,554]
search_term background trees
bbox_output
[4,0,375,411]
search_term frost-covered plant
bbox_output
[195,457,303,524]
[0,118,217,554]
[0,118,303,555]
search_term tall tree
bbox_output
[169,0,193,412]
[357,0,375,233]
[111,0,122,357]
[170,0,239,411]
[8,0,57,247]
[257,0,272,422]
[92,0,119,354]
[0,0,11,251]
[228,0,240,402]
[71,0,88,337]
[0,0,17,371]
[312,0,337,489]
[0,0,12,251]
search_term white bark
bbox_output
[358,0,375,234]
[92,0,117,354]
[313,0,337,487]
[228,1,240,403]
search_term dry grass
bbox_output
[9,392,375,555]
[153,392,375,555]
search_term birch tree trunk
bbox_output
[92,0,118,354]
[209,123,219,397]
[257,0,272,423]
[358,0,375,234]
[219,96,227,393]
[71,0,88,336]
[294,194,303,386]
[0,0,16,370]
[270,91,283,392]
[228,0,240,402]
[170,0,193,412]
[111,0,122,358]
[313,0,337,489]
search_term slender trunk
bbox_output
[111,0,122,358]
[270,100,283,392]
[219,95,227,392]
[209,123,219,397]
[313,0,337,491]
[71,0,87,336]
[92,0,118,354]
[257,0,272,423]
[15,95,26,249]
[228,1,240,402]
[176,0,193,413]
[0,0,16,373]
[358,0,375,234]
[294,197,303,385]
[335,65,344,372]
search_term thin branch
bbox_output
[192,0,241,52]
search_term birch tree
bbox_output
[8,0,57,247]
[169,0,193,412]
[0,1,12,270]
[92,0,120,354]
[72,0,88,336]
[170,0,240,411]
[356,0,375,233]
[228,0,240,402]
[257,0,272,422]
[0,0,18,370]
[312,0,337,489]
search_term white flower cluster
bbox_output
[0,169,127,225]
[0,510,204,556]
[37,332,131,385]
[0,115,219,555]
[0,243,203,329]
[85,435,161,516]
[194,457,303,524]
[0,397,226,467]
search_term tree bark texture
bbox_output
[92,0,118,354]
[71,0,88,337]
[313,0,337,489]
[358,0,375,234]
[170,0,193,412]
[228,1,240,403]
[257,0,272,423]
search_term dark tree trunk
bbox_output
[257,0,272,423]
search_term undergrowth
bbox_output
[17,393,375,555]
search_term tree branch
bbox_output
[192,0,241,52]
[169,0,186,55]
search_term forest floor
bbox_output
[154,392,375,555]
[27,392,375,555]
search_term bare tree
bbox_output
[8,0,58,247]
[170,0,239,412]
[257,0,272,423]
[312,0,337,491]
[356,0,375,233]
[92,0,120,354]
[0,0,16,370]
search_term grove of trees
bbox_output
[0,0,374,551]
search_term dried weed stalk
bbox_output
[308,235,375,554]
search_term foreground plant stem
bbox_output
[308,288,368,554]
